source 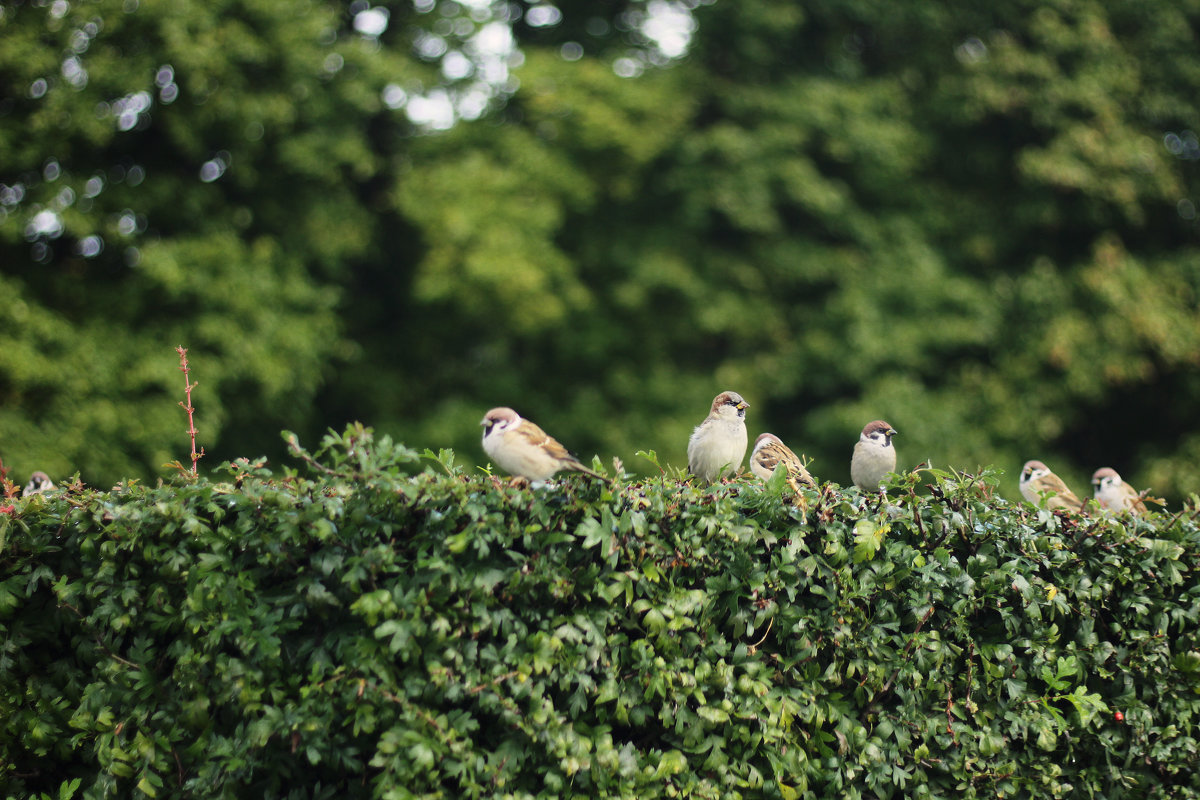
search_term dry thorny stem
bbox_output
[176,346,205,475]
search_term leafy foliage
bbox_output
[4,426,1200,798]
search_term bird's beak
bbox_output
[888,428,898,436]
[738,402,749,410]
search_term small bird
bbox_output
[480,407,603,483]
[851,420,898,490]
[750,433,815,489]
[1091,467,1148,515]
[687,391,749,484]
[1018,460,1082,511]
[22,471,55,497]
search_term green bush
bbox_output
[3,425,1200,798]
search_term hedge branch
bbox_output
[0,457,16,495]
[176,346,204,475]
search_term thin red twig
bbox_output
[176,346,204,475]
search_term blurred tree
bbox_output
[0,0,671,486]
[2,0,1198,502]
[0,0,383,482]
[358,0,1200,502]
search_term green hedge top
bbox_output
[3,425,1200,799]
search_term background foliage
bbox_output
[1,0,1199,500]
[3,427,1200,797]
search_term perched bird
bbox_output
[480,407,603,483]
[1091,467,1148,515]
[851,420,898,490]
[687,391,750,484]
[750,433,815,489]
[22,471,55,497]
[1018,460,1082,511]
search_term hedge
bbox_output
[3,424,1200,799]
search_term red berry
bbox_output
[1114,711,1124,722]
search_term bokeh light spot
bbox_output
[383,83,408,109]
[26,210,64,240]
[62,56,88,89]
[416,31,448,60]
[199,155,227,183]
[526,5,562,27]
[613,56,643,78]
[78,235,103,257]
[955,37,988,65]
[406,90,455,130]
[117,211,138,235]
[323,53,345,73]
[442,50,473,79]
[354,7,389,37]
[642,1,695,58]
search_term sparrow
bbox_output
[750,433,815,489]
[1018,460,1082,511]
[851,420,897,490]
[480,407,603,483]
[687,391,749,484]
[22,471,55,497]
[1091,467,1148,515]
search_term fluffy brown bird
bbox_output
[1019,460,1082,511]
[22,471,55,497]
[750,433,815,489]
[1091,467,1148,515]
[851,420,897,490]
[687,391,749,484]
[480,407,603,483]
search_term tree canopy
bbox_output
[1,0,1198,501]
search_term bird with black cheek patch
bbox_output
[23,471,55,497]
[851,420,898,490]
[480,407,603,484]
[1091,467,1148,515]
[1018,460,1082,511]
[687,391,749,484]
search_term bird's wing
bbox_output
[518,421,603,479]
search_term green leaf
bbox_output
[853,519,888,563]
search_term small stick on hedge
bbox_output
[0,456,15,514]
[747,617,774,654]
[468,670,521,695]
[176,346,204,475]
[0,455,16,501]
[945,688,957,743]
